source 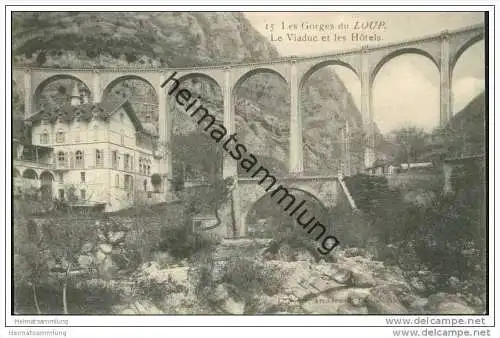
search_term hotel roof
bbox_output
[26,99,157,137]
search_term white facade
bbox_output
[14,99,166,212]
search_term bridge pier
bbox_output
[361,47,376,169]
[223,67,243,237]
[24,68,32,119]
[158,72,173,200]
[440,32,452,126]
[92,70,101,103]
[289,58,304,174]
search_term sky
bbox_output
[244,12,485,134]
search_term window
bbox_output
[75,150,83,168]
[124,154,130,170]
[112,151,118,169]
[139,158,143,174]
[124,175,132,191]
[57,151,65,167]
[80,172,86,183]
[56,130,65,143]
[96,150,103,167]
[146,164,151,176]
[143,179,147,192]
[58,189,65,200]
[40,130,49,144]
[115,174,119,188]
[80,189,86,200]
[58,173,64,184]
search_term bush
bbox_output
[124,52,137,63]
[151,173,162,187]
[35,52,47,66]
[189,255,285,313]
[157,222,217,260]
[344,171,486,298]
[221,258,284,298]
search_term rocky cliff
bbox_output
[12,12,366,174]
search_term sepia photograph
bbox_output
[3,5,495,336]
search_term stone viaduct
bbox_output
[13,24,484,236]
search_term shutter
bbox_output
[92,149,96,168]
[82,151,85,169]
[101,149,105,168]
[70,152,75,169]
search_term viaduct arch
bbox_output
[13,24,485,236]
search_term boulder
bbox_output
[95,250,106,263]
[136,262,189,287]
[462,293,483,309]
[108,231,126,244]
[276,244,295,262]
[98,255,116,280]
[152,251,176,268]
[222,297,245,314]
[301,287,369,314]
[401,294,428,314]
[349,268,377,288]
[281,261,344,300]
[113,300,163,314]
[344,247,366,258]
[433,302,476,314]
[251,295,282,314]
[99,243,113,254]
[409,276,427,294]
[426,293,475,314]
[347,289,370,307]
[302,296,342,314]
[81,242,94,253]
[366,285,408,314]
[417,270,438,291]
[295,248,317,263]
[78,255,93,269]
[337,304,368,314]
[331,267,352,284]
[96,229,107,241]
[448,276,461,291]
[161,292,201,314]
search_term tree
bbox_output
[150,173,162,192]
[35,51,47,66]
[390,126,428,168]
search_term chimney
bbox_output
[70,85,81,106]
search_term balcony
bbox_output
[13,143,54,170]
[14,159,54,170]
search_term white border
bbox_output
[1,3,497,336]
